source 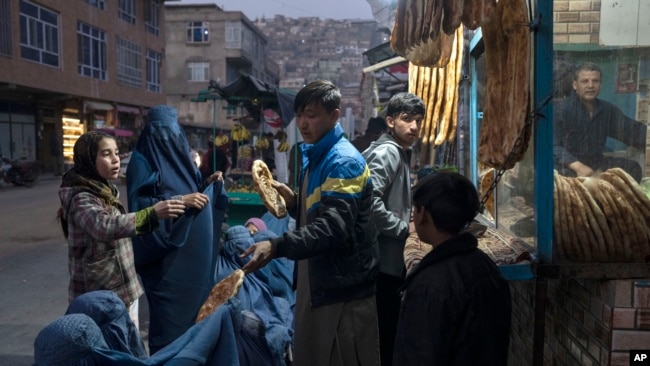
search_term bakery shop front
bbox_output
[383,0,650,364]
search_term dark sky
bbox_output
[178,0,374,20]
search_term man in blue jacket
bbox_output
[242,80,380,366]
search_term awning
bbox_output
[85,101,114,111]
[362,56,408,73]
[96,127,133,137]
[116,105,141,114]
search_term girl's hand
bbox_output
[206,171,224,184]
[153,200,186,219]
[178,192,210,210]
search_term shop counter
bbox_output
[226,191,267,227]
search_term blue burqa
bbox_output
[34,297,242,366]
[216,226,294,366]
[126,105,228,353]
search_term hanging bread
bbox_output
[391,0,454,67]
[461,0,497,30]
[390,0,408,55]
[478,0,531,169]
[442,0,464,34]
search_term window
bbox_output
[146,49,161,93]
[19,0,59,67]
[0,0,12,57]
[186,22,209,43]
[116,37,142,88]
[84,0,105,10]
[225,21,241,48]
[187,62,209,82]
[118,0,135,25]
[77,22,106,80]
[226,104,238,117]
[145,0,160,36]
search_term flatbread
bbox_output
[252,160,287,218]
[480,168,495,217]
[196,269,245,323]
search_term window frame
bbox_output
[77,21,106,80]
[116,36,142,88]
[19,0,60,67]
[145,0,160,36]
[84,0,105,10]
[187,61,210,82]
[146,49,162,93]
[118,0,136,25]
[0,0,12,57]
[186,21,209,43]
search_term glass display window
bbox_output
[550,0,650,264]
[62,116,84,163]
[471,50,537,246]
[466,0,650,272]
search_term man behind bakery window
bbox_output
[242,80,380,366]
[553,62,647,182]
[362,92,423,366]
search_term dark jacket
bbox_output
[271,123,379,307]
[553,92,646,169]
[393,233,512,366]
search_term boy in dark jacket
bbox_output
[393,172,511,366]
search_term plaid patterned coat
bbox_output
[60,188,143,305]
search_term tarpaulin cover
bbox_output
[214,74,296,127]
[97,127,134,137]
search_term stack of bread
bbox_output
[553,168,650,262]
[390,0,496,67]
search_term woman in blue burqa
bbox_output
[126,105,229,354]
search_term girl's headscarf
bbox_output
[58,131,124,238]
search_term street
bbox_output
[0,177,143,365]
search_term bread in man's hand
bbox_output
[252,159,287,218]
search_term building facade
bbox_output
[164,3,279,150]
[0,0,170,171]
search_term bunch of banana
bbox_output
[238,145,253,158]
[277,140,290,152]
[232,123,251,142]
[275,129,290,152]
[275,130,287,141]
[227,184,256,193]
[214,133,229,147]
[255,136,270,149]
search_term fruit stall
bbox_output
[199,76,297,226]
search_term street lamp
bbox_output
[191,87,222,173]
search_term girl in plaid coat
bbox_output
[57,131,185,327]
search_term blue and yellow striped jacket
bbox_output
[273,123,379,307]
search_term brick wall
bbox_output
[509,281,536,365]
[509,277,650,365]
[543,277,612,365]
[553,0,601,44]
[610,280,650,366]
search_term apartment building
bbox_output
[0,0,172,171]
[164,3,279,149]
